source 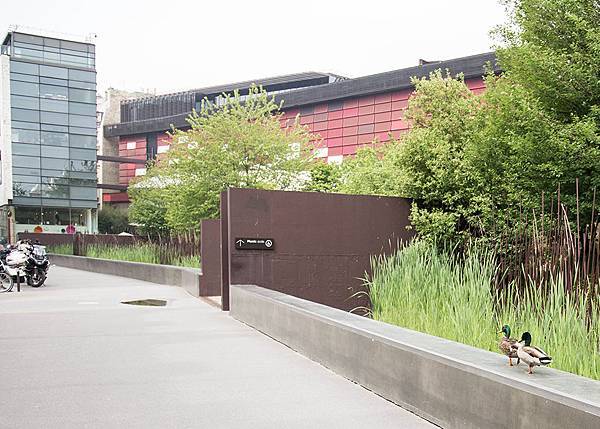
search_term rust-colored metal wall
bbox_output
[198,219,221,296]
[221,188,413,312]
[18,232,141,247]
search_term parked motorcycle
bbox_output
[1,240,50,288]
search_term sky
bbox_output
[0,0,507,95]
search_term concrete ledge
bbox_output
[230,284,600,429]
[50,254,201,297]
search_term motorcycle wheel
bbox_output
[0,272,13,293]
[27,270,46,288]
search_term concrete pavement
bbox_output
[0,266,435,429]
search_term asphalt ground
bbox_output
[0,266,434,429]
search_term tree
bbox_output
[128,170,171,235]
[340,0,600,240]
[130,86,314,232]
[98,206,129,234]
[303,161,342,193]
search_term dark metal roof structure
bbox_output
[104,52,498,138]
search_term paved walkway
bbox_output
[0,267,434,429]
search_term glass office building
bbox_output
[0,30,98,239]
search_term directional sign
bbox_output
[235,238,274,250]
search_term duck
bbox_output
[498,324,519,366]
[516,331,552,374]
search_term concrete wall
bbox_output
[222,188,413,311]
[50,254,200,297]
[230,285,600,429]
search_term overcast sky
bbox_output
[1,0,507,95]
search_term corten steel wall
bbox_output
[199,219,221,296]
[17,232,142,247]
[112,77,486,195]
[222,188,413,311]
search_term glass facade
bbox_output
[1,32,98,235]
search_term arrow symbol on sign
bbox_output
[236,239,245,246]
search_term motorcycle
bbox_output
[2,240,50,288]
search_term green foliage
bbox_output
[303,161,341,192]
[131,86,314,232]
[495,0,600,121]
[341,0,600,240]
[128,175,171,235]
[85,243,200,268]
[368,240,600,380]
[98,206,129,234]
[47,244,73,255]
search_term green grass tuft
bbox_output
[367,240,600,380]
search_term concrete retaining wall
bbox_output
[230,284,600,429]
[50,254,201,297]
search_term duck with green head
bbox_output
[498,324,519,366]
[516,332,552,374]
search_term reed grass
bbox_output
[367,240,600,380]
[48,241,200,268]
[47,244,73,255]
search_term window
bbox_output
[41,157,68,170]
[12,121,40,131]
[13,47,44,60]
[12,129,40,144]
[70,160,96,172]
[41,131,68,146]
[70,171,96,180]
[69,134,96,148]
[147,133,157,160]
[40,76,67,87]
[68,69,95,83]
[69,114,96,128]
[41,208,70,225]
[13,182,42,198]
[39,65,68,79]
[42,184,69,199]
[13,175,41,184]
[43,176,69,186]
[70,148,95,160]
[68,88,95,103]
[40,84,68,100]
[40,111,68,126]
[69,102,95,116]
[11,80,39,97]
[68,80,96,90]
[41,124,68,133]
[40,98,68,113]
[11,95,39,110]
[10,72,38,83]
[70,186,96,200]
[12,143,41,156]
[11,108,40,123]
[69,178,96,187]
[69,127,96,136]
[13,155,41,168]
[13,167,41,177]
[15,207,42,225]
[41,145,69,159]
[10,61,39,75]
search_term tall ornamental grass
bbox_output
[48,243,200,268]
[367,240,600,380]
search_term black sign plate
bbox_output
[235,238,274,250]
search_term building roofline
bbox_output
[104,51,498,138]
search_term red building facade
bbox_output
[103,53,496,204]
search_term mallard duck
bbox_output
[498,324,519,366]
[516,332,552,374]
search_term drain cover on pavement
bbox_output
[121,299,167,307]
